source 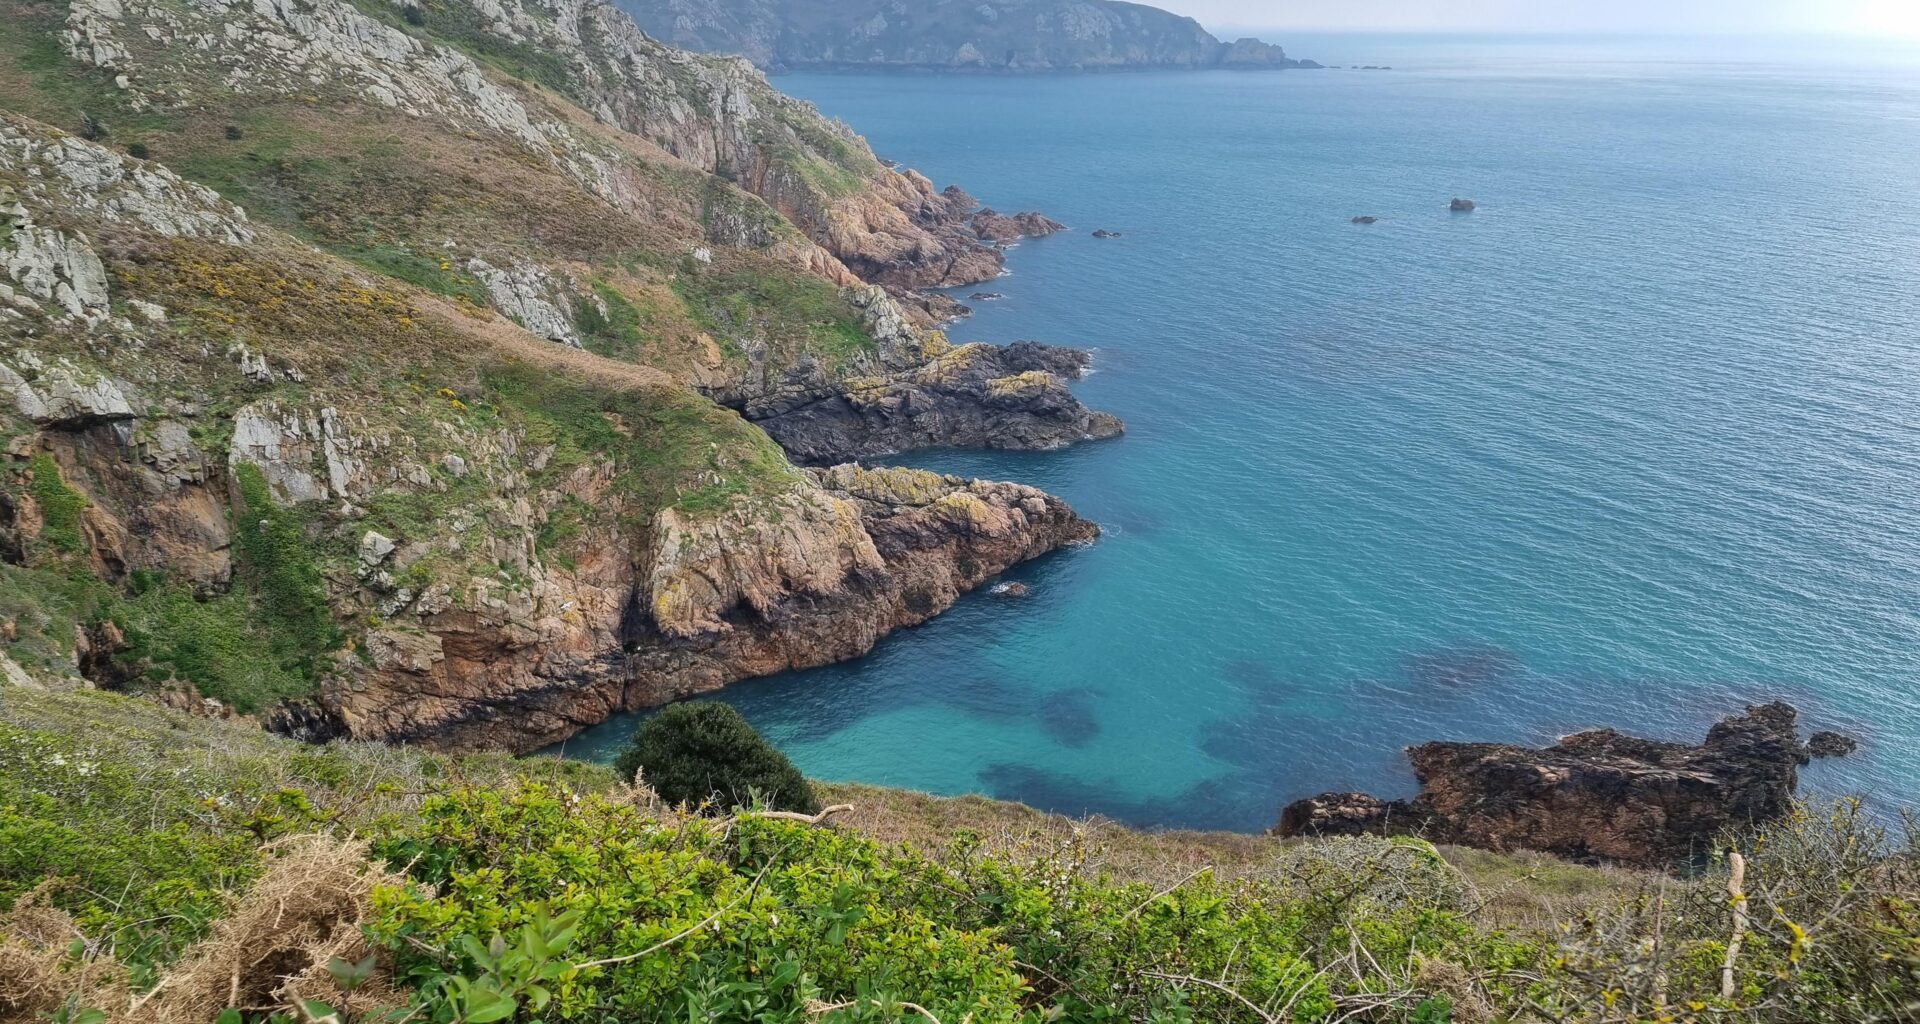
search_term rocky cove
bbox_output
[0,0,1124,760]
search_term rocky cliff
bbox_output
[1276,704,1820,867]
[619,0,1319,72]
[0,0,1114,752]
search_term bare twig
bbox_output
[729,804,854,826]
[1121,866,1210,922]
[1138,970,1279,1024]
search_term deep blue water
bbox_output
[560,39,1920,832]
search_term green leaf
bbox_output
[463,996,518,1023]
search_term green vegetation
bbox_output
[0,9,178,142]
[27,453,87,556]
[673,261,876,369]
[1,686,1918,1024]
[336,245,489,306]
[230,464,343,685]
[480,360,802,517]
[572,282,653,360]
[614,702,818,813]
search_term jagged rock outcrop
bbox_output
[330,465,1096,750]
[746,338,1122,464]
[621,0,1320,73]
[1277,704,1818,867]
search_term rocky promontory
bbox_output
[332,465,1096,751]
[743,337,1122,465]
[622,0,1319,73]
[1277,704,1823,867]
[0,0,1113,760]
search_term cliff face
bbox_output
[1276,704,1815,867]
[620,0,1318,72]
[0,0,1114,752]
[337,464,1094,749]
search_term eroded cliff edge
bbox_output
[0,0,1116,754]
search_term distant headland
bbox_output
[617,0,1322,73]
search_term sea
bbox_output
[556,34,1920,832]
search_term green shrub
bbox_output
[614,703,817,814]
[230,462,342,680]
[370,785,1025,1024]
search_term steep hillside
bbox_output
[6,0,1120,451]
[621,0,1320,72]
[0,0,1118,751]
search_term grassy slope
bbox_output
[0,0,878,382]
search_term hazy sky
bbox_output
[1168,0,1920,37]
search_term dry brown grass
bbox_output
[818,781,1649,927]
[0,836,403,1024]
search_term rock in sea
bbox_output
[1091,229,1123,239]
[970,292,1005,301]
[1351,216,1378,225]
[991,582,1031,598]
[1449,198,1477,212]
[1276,702,1815,867]
[1806,730,1859,758]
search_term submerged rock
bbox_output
[1276,703,1814,867]
[1091,229,1122,239]
[1449,198,1477,212]
[991,581,1030,598]
[1351,216,1378,225]
[970,292,1005,301]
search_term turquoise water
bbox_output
[561,39,1920,832]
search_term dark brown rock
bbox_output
[1807,730,1858,759]
[1277,703,1814,867]
[749,339,1122,465]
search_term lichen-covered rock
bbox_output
[1,360,134,427]
[647,487,882,638]
[467,259,579,347]
[0,121,254,243]
[2,224,110,322]
[1276,703,1814,867]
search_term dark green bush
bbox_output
[614,702,818,814]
